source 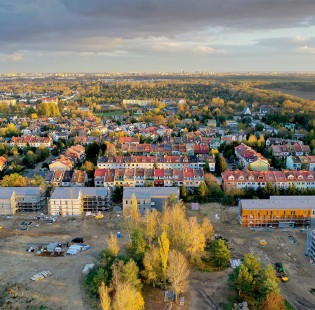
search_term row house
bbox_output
[222,169,315,192]
[235,143,269,171]
[45,170,87,187]
[95,168,205,189]
[266,138,302,147]
[286,155,315,171]
[73,136,100,145]
[97,155,215,171]
[10,136,52,148]
[271,143,311,158]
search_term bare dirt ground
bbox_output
[0,213,127,310]
[187,203,315,310]
[1,204,315,310]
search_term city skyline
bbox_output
[0,0,315,72]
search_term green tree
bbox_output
[127,229,147,266]
[204,158,210,173]
[212,239,231,267]
[235,264,253,298]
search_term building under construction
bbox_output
[239,196,315,228]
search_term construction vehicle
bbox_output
[275,262,289,282]
[259,239,267,246]
[95,213,104,219]
[0,225,3,231]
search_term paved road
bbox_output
[22,155,54,178]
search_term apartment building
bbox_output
[0,187,45,214]
[239,196,315,228]
[49,187,111,215]
[123,187,179,214]
[0,190,17,215]
[222,169,315,192]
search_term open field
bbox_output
[1,204,315,309]
[270,88,315,101]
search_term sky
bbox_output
[0,0,315,73]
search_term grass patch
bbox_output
[94,111,126,117]
[285,300,296,310]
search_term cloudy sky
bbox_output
[0,0,315,72]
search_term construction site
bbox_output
[0,204,314,309]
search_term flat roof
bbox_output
[241,198,315,210]
[51,188,80,199]
[123,187,179,200]
[77,187,109,196]
[0,187,42,196]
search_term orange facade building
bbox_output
[239,196,315,228]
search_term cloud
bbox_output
[0,0,315,71]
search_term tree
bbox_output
[243,253,261,274]
[215,154,227,175]
[99,282,111,310]
[235,264,253,298]
[180,184,188,202]
[142,247,162,287]
[198,181,208,202]
[85,142,100,160]
[201,217,214,244]
[123,194,142,230]
[144,209,158,246]
[161,203,189,252]
[158,231,170,287]
[204,158,210,173]
[259,291,286,310]
[186,217,205,256]
[107,232,120,256]
[82,160,95,176]
[112,282,144,310]
[112,186,123,203]
[30,113,38,119]
[127,229,147,266]
[121,259,142,291]
[212,239,231,267]
[247,134,258,147]
[166,250,190,302]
